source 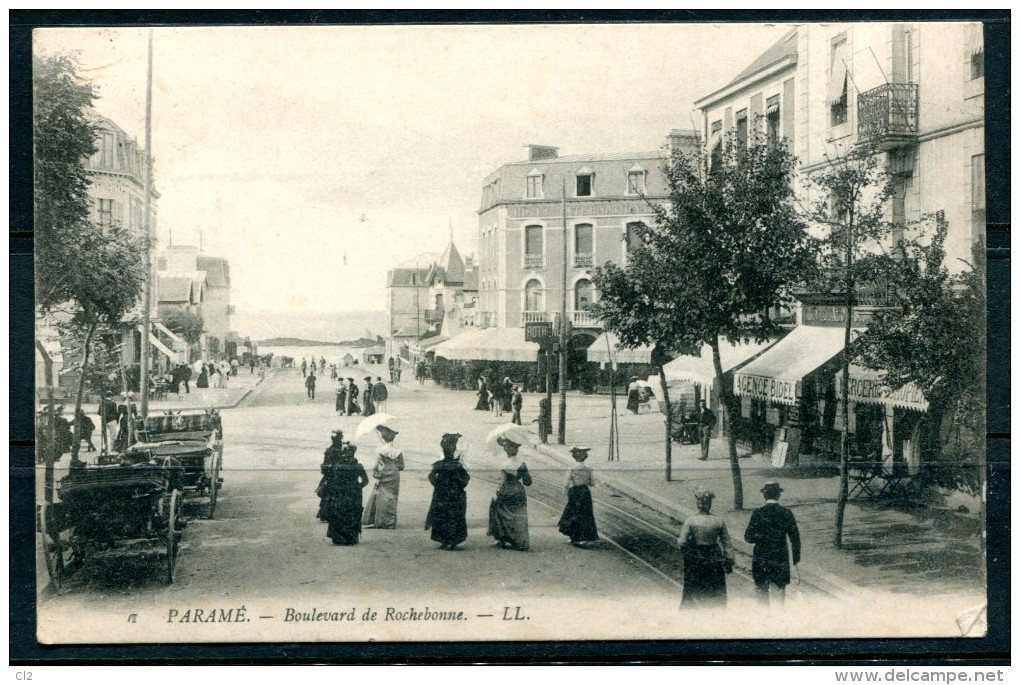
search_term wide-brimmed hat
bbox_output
[761,481,783,495]
[570,446,591,455]
[442,431,463,439]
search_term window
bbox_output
[904,29,914,83]
[766,95,781,143]
[709,120,723,172]
[627,166,646,195]
[966,24,984,80]
[574,223,593,267]
[625,221,645,254]
[524,225,543,267]
[526,169,544,198]
[97,198,114,227]
[829,36,849,127]
[524,279,543,311]
[736,109,748,149]
[574,279,594,311]
[972,153,986,231]
[971,47,984,80]
[576,170,593,197]
[98,132,115,167]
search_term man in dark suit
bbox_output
[697,400,716,461]
[744,481,801,605]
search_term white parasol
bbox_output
[485,423,533,447]
[355,413,397,441]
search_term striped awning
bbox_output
[663,338,779,389]
[836,365,929,411]
[434,327,539,363]
[586,331,653,365]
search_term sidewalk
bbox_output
[528,392,984,599]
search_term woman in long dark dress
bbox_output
[677,488,734,608]
[501,377,514,413]
[196,366,210,389]
[487,433,532,550]
[558,447,599,547]
[335,379,347,415]
[319,431,369,545]
[475,377,490,411]
[425,432,471,550]
[626,377,641,414]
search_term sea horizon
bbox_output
[230,309,388,344]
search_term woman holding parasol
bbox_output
[358,414,404,529]
[486,424,533,551]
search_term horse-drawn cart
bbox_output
[37,455,185,593]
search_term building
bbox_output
[692,23,984,471]
[156,244,234,361]
[445,133,698,371]
[85,114,163,371]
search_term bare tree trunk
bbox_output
[834,237,854,548]
[69,321,97,462]
[711,338,743,510]
[657,364,672,482]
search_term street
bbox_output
[37,369,699,643]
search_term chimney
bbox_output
[527,144,559,161]
[666,129,701,154]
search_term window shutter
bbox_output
[828,40,849,104]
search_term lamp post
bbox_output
[558,176,568,444]
[139,30,154,419]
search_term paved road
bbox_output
[37,370,703,643]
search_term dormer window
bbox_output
[526,168,544,199]
[575,166,593,197]
[626,164,646,195]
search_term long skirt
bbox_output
[362,478,399,528]
[426,494,468,547]
[475,393,490,411]
[487,481,529,550]
[681,544,727,608]
[325,491,363,545]
[558,485,599,543]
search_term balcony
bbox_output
[571,310,600,328]
[857,83,919,150]
[423,308,445,324]
[524,254,544,269]
[520,311,553,326]
[573,253,593,269]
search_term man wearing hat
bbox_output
[744,481,801,605]
[372,376,389,413]
[697,399,716,461]
[363,376,375,417]
[425,431,470,550]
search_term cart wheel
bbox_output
[207,453,221,519]
[39,503,65,594]
[165,489,180,584]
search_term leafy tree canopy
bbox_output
[159,307,205,346]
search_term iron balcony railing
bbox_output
[857,83,919,146]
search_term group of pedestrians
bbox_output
[474,376,523,424]
[677,481,801,609]
[328,376,389,414]
[313,422,600,553]
[300,357,329,378]
[387,356,402,383]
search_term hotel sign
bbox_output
[802,305,873,327]
[508,200,649,219]
[734,373,799,404]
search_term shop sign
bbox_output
[734,373,799,403]
[802,305,872,327]
[838,375,929,411]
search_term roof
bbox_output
[388,267,430,287]
[724,28,798,89]
[663,339,780,388]
[504,150,664,166]
[196,255,230,287]
[395,252,443,269]
[734,326,852,406]
[434,327,539,363]
[436,241,465,284]
[158,277,193,303]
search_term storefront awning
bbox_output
[836,365,929,411]
[412,335,450,354]
[434,327,539,363]
[663,338,780,389]
[586,331,653,365]
[733,326,853,406]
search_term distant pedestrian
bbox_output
[426,431,470,550]
[394,356,402,382]
[301,358,307,377]
[100,393,119,453]
[330,364,338,381]
[558,447,599,547]
[73,408,96,452]
[372,376,389,413]
[250,358,256,374]
[362,424,404,529]
[363,376,375,416]
[346,378,360,415]
[320,357,326,375]
[388,356,396,383]
[305,372,317,400]
[475,377,490,411]
[490,380,504,418]
[511,386,523,425]
[181,363,192,394]
[336,379,347,415]
[230,357,239,376]
[697,400,716,461]
[626,377,641,414]
[197,365,209,389]
[501,377,514,414]
[744,481,801,606]
[537,397,551,444]
[417,360,427,385]
[677,488,734,608]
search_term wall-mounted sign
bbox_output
[524,321,554,343]
[802,305,873,327]
[734,373,799,404]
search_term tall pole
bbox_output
[557,176,568,444]
[140,30,154,418]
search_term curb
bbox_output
[535,442,853,600]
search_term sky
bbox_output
[34,23,790,315]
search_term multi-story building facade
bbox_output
[156,244,233,360]
[475,133,698,341]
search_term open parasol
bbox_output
[355,413,397,441]
[485,423,533,447]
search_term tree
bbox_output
[593,130,815,507]
[33,53,99,311]
[159,307,205,350]
[801,142,903,547]
[853,218,985,497]
[34,52,148,462]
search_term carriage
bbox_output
[37,454,185,593]
[131,408,224,519]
